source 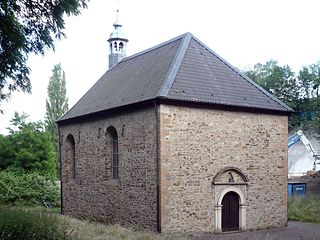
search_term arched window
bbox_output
[109,42,113,53]
[114,42,118,52]
[107,127,119,179]
[66,134,76,179]
[119,42,124,53]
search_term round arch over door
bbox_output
[222,191,240,232]
[214,185,247,233]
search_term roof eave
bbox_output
[157,97,293,116]
[57,96,292,126]
[56,99,157,126]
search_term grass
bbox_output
[63,216,174,240]
[288,195,320,223]
[0,205,178,240]
[2,196,320,240]
[0,205,71,240]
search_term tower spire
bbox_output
[115,9,119,25]
[108,8,128,69]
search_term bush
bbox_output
[0,206,71,240]
[0,113,57,177]
[288,195,320,223]
[0,169,60,206]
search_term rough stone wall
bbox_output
[59,107,158,230]
[159,104,288,233]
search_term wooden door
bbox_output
[222,191,239,232]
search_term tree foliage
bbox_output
[45,64,69,177]
[0,112,56,176]
[298,62,320,131]
[245,60,320,131]
[0,0,89,105]
[0,169,60,206]
[45,64,69,148]
[245,60,300,108]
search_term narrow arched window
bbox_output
[109,42,113,53]
[66,134,76,179]
[119,42,124,53]
[107,127,119,179]
[114,42,118,51]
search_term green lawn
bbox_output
[1,196,320,240]
[288,195,320,223]
[0,205,176,240]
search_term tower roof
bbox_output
[59,33,292,123]
[108,9,128,42]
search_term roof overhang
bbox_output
[57,97,292,127]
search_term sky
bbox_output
[1,0,320,135]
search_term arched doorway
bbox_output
[213,168,248,233]
[221,191,240,232]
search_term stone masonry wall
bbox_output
[160,104,288,233]
[59,107,158,230]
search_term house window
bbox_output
[66,134,76,179]
[107,127,119,179]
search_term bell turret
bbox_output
[108,9,128,69]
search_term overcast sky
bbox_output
[1,0,320,134]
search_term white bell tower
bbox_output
[108,9,128,69]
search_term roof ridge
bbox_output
[120,33,187,64]
[190,36,293,112]
[158,32,192,97]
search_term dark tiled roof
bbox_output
[59,33,292,122]
[167,37,291,112]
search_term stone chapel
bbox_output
[57,14,292,233]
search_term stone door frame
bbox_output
[212,167,249,233]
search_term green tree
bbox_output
[0,112,56,176]
[0,134,15,170]
[45,64,69,148]
[245,60,300,106]
[298,62,320,132]
[0,0,89,107]
[299,66,316,99]
[245,60,301,128]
